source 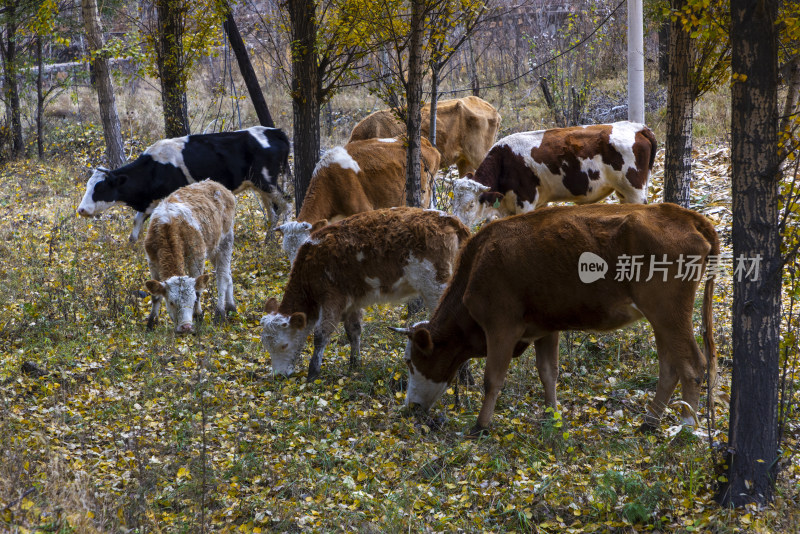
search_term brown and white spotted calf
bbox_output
[144,180,236,333]
[261,207,470,380]
[397,203,718,436]
[452,121,657,227]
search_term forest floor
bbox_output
[0,122,798,532]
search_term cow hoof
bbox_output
[466,424,490,439]
[213,310,226,325]
[636,421,659,434]
[306,370,320,383]
[146,320,156,331]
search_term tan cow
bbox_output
[396,203,718,436]
[262,207,470,380]
[144,180,237,333]
[348,96,501,177]
[452,122,657,227]
[277,137,441,262]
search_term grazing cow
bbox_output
[348,96,501,176]
[276,137,441,262]
[452,121,657,227]
[396,203,718,436]
[144,180,237,333]
[261,207,470,380]
[78,126,290,242]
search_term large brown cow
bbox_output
[452,122,657,227]
[348,96,501,177]
[396,203,718,436]
[277,137,441,262]
[262,207,470,380]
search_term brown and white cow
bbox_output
[276,137,441,262]
[348,96,501,177]
[261,207,470,380]
[144,180,236,333]
[452,121,657,227]
[396,203,718,436]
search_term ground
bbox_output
[0,138,798,532]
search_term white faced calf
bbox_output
[260,207,470,380]
[144,180,237,333]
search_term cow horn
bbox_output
[388,326,411,335]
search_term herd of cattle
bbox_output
[76,96,718,436]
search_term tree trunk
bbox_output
[718,0,780,508]
[658,20,669,85]
[1,5,23,158]
[468,36,480,97]
[36,37,44,160]
[663,0,693,207]
[82,0,126,168]
[429,66,439,147]
[223,9,274,128]
[405,0,424,208]
[156,0,190,137]
[287,0,321,215]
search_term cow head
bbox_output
[276,220,327,264]
[452,177,491,227]
[78,167,127,217]
[145,274,209,333]
[392,323,450,412]
[260,298,311,376]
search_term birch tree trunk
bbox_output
[405,0,424,208]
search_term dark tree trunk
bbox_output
[156,0,190,137]
[429,66,439,147]
[718,0,780,508]
[223,9,275,128]
[468,36,480,97]
[82,0,126,168]
[663,0,693,207]
[287,0,321,215]
[36,37,44,160]
[405,0,424,208]
[658,20,669,85]
[1,4,23,158]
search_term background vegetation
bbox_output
[1,0,799,532]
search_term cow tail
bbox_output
[700,218,719,430]
[643,127,658,170]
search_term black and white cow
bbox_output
[78,126,290,242]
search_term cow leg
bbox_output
[129,212,149,243]
[473,326,523,433]
[213,230,236,322]
[307,309,339,381]
[343,310,363,370]
[534,332,560,411]
[643,327,706,431]
[146,263,162,330]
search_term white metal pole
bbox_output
[627,0,645,123]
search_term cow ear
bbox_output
[275,224,286,235]
[310,220,327,233]
[412,328,434,354]
[194,274,209,291]
[145,280,166,296]
[464,172,474,180]
[264,297,279,313]
[289,312,306,329]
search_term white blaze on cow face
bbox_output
[78,168,119,217]
[144,137,192,180]
[403,338,449,411]
[260,312,311,376]
[452,177,491,227]
[146,275,207,333]
[315,146,361,176]
[277,221,313,263]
